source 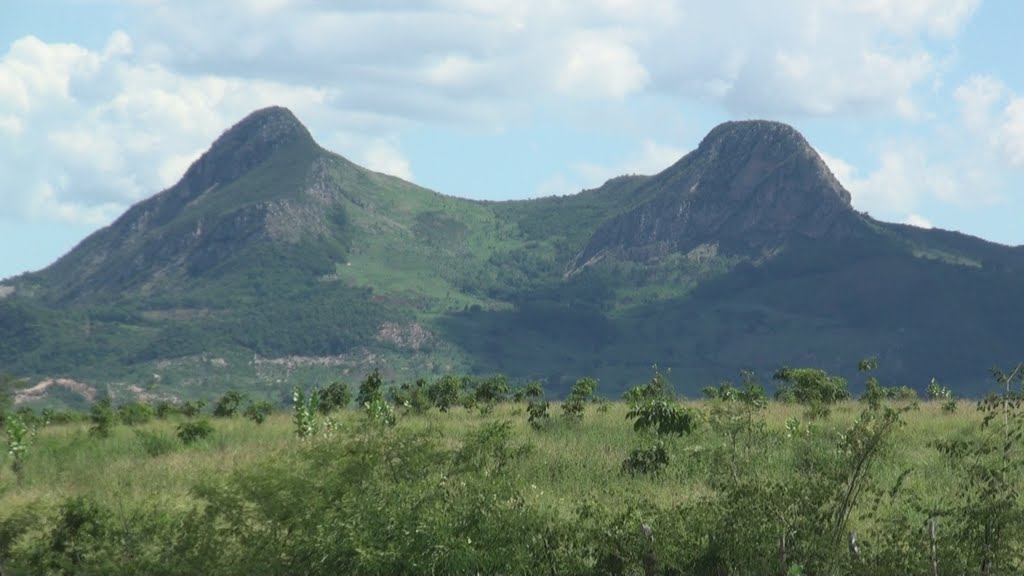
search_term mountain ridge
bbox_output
[3,107,1023,405]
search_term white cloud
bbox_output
[537,138,683,197]
[556,32,649,99]
[996,98,1024,167]
[362,140,414,181]
[903,213,933,228]
[954,75,1005,132]
[822,140,1000,226]
[0,0,987,232]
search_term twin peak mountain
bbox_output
[8,106,1024,399]
[52,106,860,296]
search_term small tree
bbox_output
[212,390,245,418]
[118,401,155,426]
[524,381,549,430]
[4,412,35,484]
[292,387,320,440]
[176,420,214,445]
[180,400,206,418]
[89,399,117,439]
[316,381,352,414]
[426,375,464,412]
[623,365,674,407]
[773,366,848,418]
[562,377,598,421]
[474,374,510,405]
[357,368,384,407]
[393,378,431,414]
[243,400,274,425]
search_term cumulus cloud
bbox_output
[361,140,414,181]
[0,0,985,229]
[537,139,684,197]
[903,213,933,228]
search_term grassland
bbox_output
[1,393,1020,575]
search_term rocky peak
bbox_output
[570,120,859,271]
[179,106,315,194]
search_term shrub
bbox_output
[621,443,669,476]
[427,375,464,412]
[623,366,674,406]
[774,366,848,417]
[180,399,205,418]
[154,401,177,419]
[357,368,384,407]
[562,377,598,421]
[393,378,431,414]
[627,400,697,437]
[292,387,320,439]
[212,390,245,418]
[927,377,953,401]
[176,420,214,445]
[243,400,274,424]
[316,381,351,414]
[118,401,154,426]
[89,399,117,438]
[364,397,396,427]
[474,374,510,405]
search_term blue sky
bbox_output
[1,0,1022,280]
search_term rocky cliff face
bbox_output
[37,107,325,301]
[570,120,859,271]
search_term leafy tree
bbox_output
[212,390,245,418]
[243,400,273,424]
[393,378,431,414]
[88,399,117,439]
[154,401,177,419]
[474,374,509,404]
[292,387,320,439]
[180,399,205,418]
[117,401,154,426]
[426,374,464,412]
[176,420,214,445]
[315,381,351,414]
[4,412,35,484]
[524,381,549,429]
[623,365,674,407]
[357,368,384,407]
[773,366,848,418]
[562,377,598,421]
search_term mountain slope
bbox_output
[2,108,1023,405]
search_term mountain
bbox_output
[3,107,1023,406]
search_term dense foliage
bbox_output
[0,363,1020,575]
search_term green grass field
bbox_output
[1,392,1020,575]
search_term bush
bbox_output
[393,378,431,414]
[474,374,510,405]
[154,401,177,419]
[243,400,274,424]
[357,368,385,407]
[89,399,117,438]
[316,381,351,414]
[621,443,669,476]
[176,419,214,445]
[118,401,154,426]
[623,366,674,406]
[562,377,598,421]
[212,390,245,418]
[180,399,205,418]
[426,375,464,412]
